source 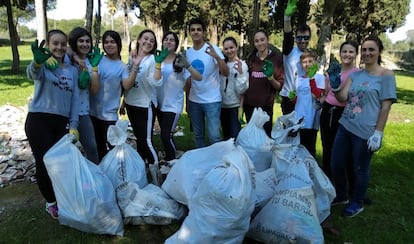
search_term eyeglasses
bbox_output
[296,35,310,41]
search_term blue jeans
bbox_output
[79,115,99,164]
[331,125,373,203]
[188,101,222,148]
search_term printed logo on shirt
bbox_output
[191,59,205,75]
[251,71,267,79]
[51,71,74,92]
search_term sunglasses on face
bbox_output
[296,35,310,41]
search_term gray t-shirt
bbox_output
[339,70,397,139]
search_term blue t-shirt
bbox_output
[339,70,397,139]
[89,56,129,121]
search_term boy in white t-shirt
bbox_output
[293,50,325,157]
[185,17,229,148]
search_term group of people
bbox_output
[25,0,396,222]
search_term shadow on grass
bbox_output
[0,59,32,90]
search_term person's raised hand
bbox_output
[154,48,169,64]
[87,47,104,67]
[260,59,274,80]
[31,39,52,65]
[307,63,318,79]
[284,0,297,17]
[175,52,191,69]
[327,61,342,92]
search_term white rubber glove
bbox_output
[367,130,383,152]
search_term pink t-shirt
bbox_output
[325,67,359,106]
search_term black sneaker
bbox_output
[331,197,349,206]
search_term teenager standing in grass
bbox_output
[185,17,229,148]
[320,40,359,179]
[244,30,284,137]
[68,27,99,164]
[156,31,201,161]
[25,29,80,219]
[330,35,397,217]
[89,30,139,161]
[123,29,167,165]
[219,36,249,140]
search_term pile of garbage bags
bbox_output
[43,108,335,243]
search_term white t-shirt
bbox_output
[157,63,190,114]
[186,43,225,103]
[124,54,163,108]
[281,46,305,97]
[294,73,325,129]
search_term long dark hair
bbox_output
[102,30,122,59]
[68,27,92,54]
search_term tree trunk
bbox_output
[35,0,47,41]
[123,2,130,48]
[316,0,339,71]
[5,0,20,73]
[85,0,94,33]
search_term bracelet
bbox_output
[284,16,291,22]
[131,65,139,72]
[155,62,162,69]
[91,66,98,72]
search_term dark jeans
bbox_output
[157,110,180,161]
[243,104,273,138]
[90,116,116,162]
[78,115,99,164]
[25,112,68,203]
[126,103,158,164]
[220,107,241,140]
[331,125,373,203]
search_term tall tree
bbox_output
[0,0,20,73]
[34,0,46,40]
[85,0,93,33]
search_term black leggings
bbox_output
[90,116,116,162]
[126,103,158,164]
[157,110,180,161]
[25,112,68,203]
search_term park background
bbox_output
[1,0,414,243]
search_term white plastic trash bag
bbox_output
[236,107,273,172]
[166,146,256,244]
[100,121,148,189]
[162,139,236,205]
[44,134,124,236]
[117,182,186,225]
[248,186,324,244]
[254,168,277,209]
[271,144,336,223]
[271,111,304,145]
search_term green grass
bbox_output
[1,44,414,243]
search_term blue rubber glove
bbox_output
[327,61,342,92]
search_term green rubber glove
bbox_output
[285,0,297,17]
[78,70,91,89]
[31,39,52,65]
[87,47,104,67]
[307,63,318,78]
[44,55,59,70]
[260,59,274,80]
[154,48,169,64]
[69,129,79,143]
[288,90,296,100]
[238,107,246,125]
